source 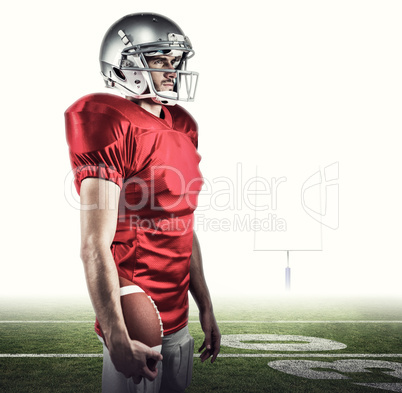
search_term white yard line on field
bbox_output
[197,321,402,324]
[1,353,402,358]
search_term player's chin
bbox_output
[160,85,174,91]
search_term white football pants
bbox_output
[101,326,194,393]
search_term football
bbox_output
[119,276,164,359]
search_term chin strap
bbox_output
[152,91,178,106]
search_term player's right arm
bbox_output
[79,177,162,382]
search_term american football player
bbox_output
[65,12,220,393]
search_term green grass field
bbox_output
[1,295,402,392]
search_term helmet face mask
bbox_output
[99,13,199,105]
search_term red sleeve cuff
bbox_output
[74,164,123,193]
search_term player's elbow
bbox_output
[80,235,110,265]
[80,241,94,264]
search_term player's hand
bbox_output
[198,309,221,363]
[107,334,163,383]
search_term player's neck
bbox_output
[126,97,162,118]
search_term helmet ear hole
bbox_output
[113,67,126,81]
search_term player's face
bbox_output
[146,55,181,92]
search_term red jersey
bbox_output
[65,93,203,335]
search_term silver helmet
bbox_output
[99,13,199,105]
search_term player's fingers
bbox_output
[200,348,211,362]
[132,375,142,384]
[149,350,163,363]
[198,340,206,353]
[203,330,212,352]
[147,358,157,371]
[200,336,220,363]
[211,346,220,363]
[141,350,163,380]
[146,351,163,371]
[211,335,221,363]
[141,365,159,381]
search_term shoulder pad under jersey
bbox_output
[65,93,134,154]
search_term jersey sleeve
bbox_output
[65,95,129,194]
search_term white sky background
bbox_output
[1,0,401,298]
